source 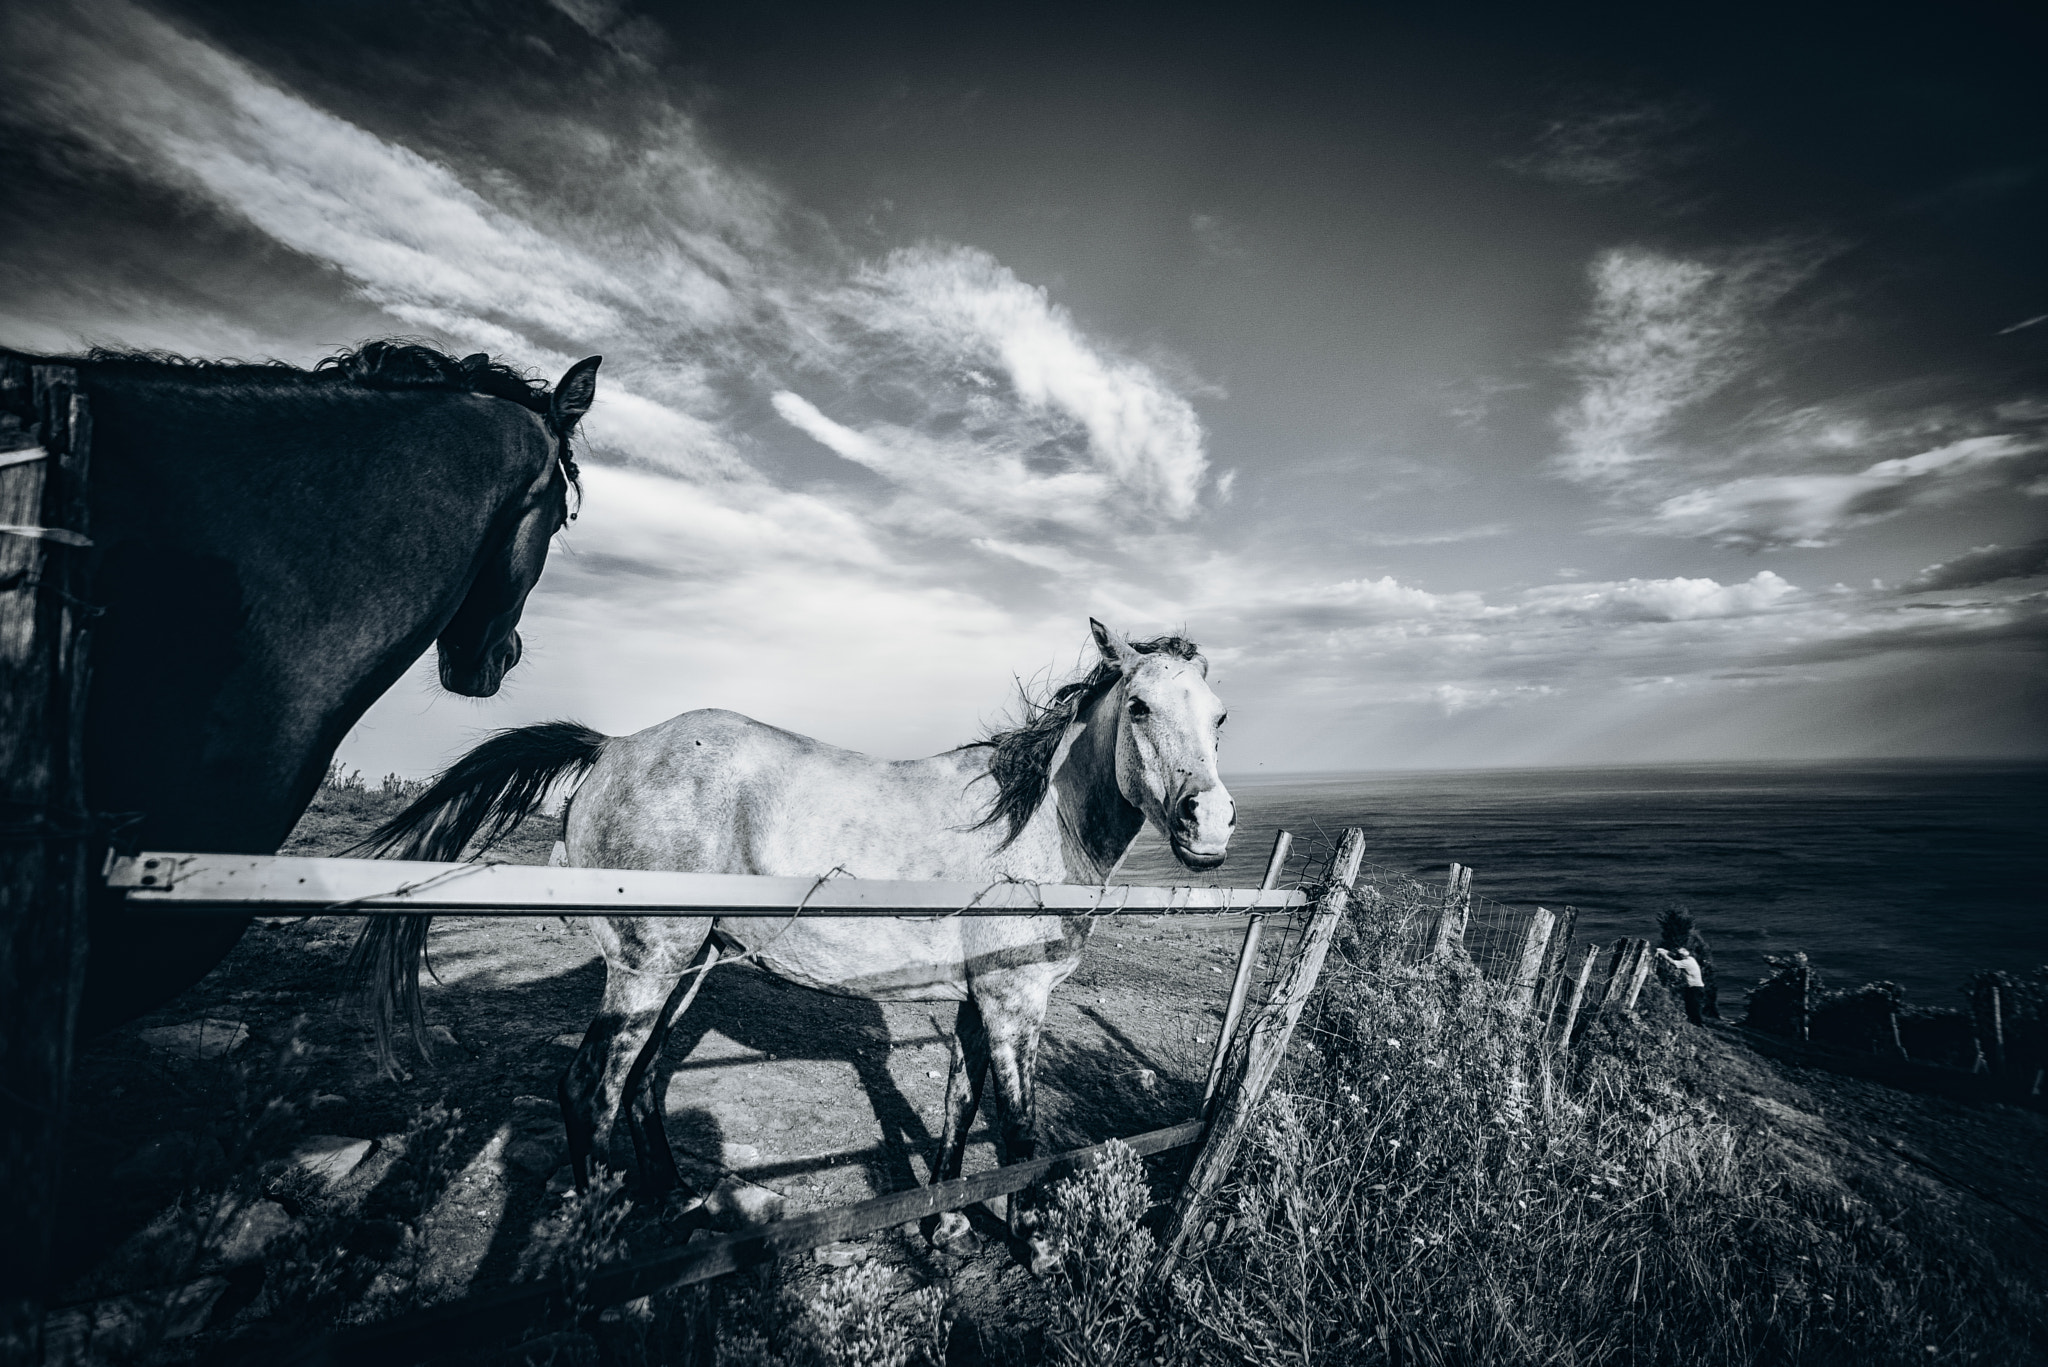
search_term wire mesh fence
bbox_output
[1223,829,1607,1036]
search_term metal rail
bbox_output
[104,851,1309,917]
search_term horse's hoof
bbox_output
[929,1210,973,1250]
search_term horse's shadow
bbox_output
[647,962,951,1199]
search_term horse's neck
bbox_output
[1045,691,1144,882]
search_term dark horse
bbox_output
[6,341,599,1032]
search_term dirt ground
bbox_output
[50,786,2048,1362]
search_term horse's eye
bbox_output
[1128,698,1151,721]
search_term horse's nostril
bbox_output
[1178,794,1201,822]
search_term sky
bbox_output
[2,0,2043,776]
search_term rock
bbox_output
[310,1092,348,1109]
[504,1138,563,1175]
[552,1033,585,1049]
[41,1277,229,1365]
[426,1024,461,1048]
[813,1241,866,1267]
[925,1069,941,1079]
[212,1199,298,1266]
[136,1019,248,1059]
[545,1167,576,1199]
[1133,1068,1158,1092]
[701,1177,785,1229]
[722,1142,761,1165]
[289,1135,377,1187]
[511,1094,555,1116]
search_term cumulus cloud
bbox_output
[1647,435,2043,548]
[1519,571,1799,620]
[1906,538,2048,592]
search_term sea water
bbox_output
[1114,761,2047,1010]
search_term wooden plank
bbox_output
[328,1119,1207,1366]
[1201,830,1292,1112]
[106,851,1308,917]
[1152,827,1366,1287]
[0,362,91,1362]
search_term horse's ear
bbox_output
[551,356,602,435]
[1089,618,1143,673]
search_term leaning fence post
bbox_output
[1620,939,1655,1013]
[1792,963,1812,1043]
[1507,907,1556,1017]
[1589,938,1628,1013]
[1202,830,1293,1114]
[0,360,93,1361]
[1556,944,1599,1044]
[1153,827,1366,1288]
[1533,905,1578,1023]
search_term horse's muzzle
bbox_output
[438,630,522,697]
[1170,788,1234,870]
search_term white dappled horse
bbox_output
[351,620,1234,1264]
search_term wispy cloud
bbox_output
[1556,244,1819,485]
[1508,95,1707,190]
[1646,434,2045,549]
[1906,538,2048,592]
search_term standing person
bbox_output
[1656,946,1706,1025]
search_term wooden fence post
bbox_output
[1431,862,1472,960]
[1507,907,1556,1018]
[0,360,93,1362]
[1792,963,1812,1043]
[1620,939,1655,1013]
[1153,827,1366,1288]
[1588,938,1628,1014]
[1556,945,1599,1044]
[1202,830,1293,1113]
[1533,905,1578,1024]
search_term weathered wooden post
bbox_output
[1202,830,1293,1113]
[1792,962,1812,1043]
[1619,939,1655,1013]
[0,359,93,1361]
[1507,907,1556,1018]
[1556,944,1599,1044]
[1153,827,1366,1287]
[1588,938,1628,1014]
[1430,862,1472,960]
[1533,905,1578,1023]
[1973,977,2007,1077]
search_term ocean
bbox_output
[1114,761,2048,1010]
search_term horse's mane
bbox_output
[78,339,579,481]
[970,633,1203,849]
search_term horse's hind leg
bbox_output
[929,1000,990,1249]
[984,1003,1057,1273]
[619,941,721,1199]
[560,917,712,1193]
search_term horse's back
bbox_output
[566,709,1004,881]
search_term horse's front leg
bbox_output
[929,999,989,1250]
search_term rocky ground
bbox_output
[45,785,2048,1363]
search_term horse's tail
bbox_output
[345,720,608,1071]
